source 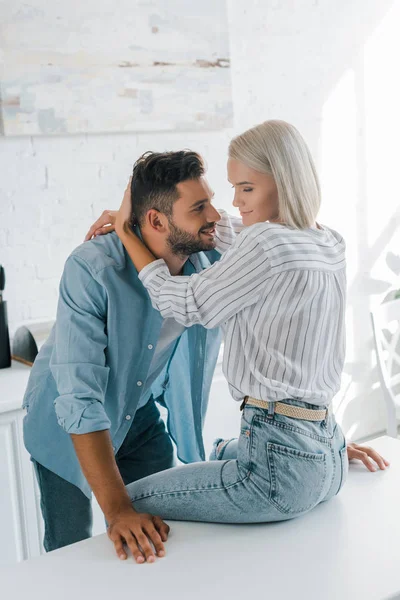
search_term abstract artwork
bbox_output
[0,1,232,135]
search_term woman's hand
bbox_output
[347,442,390,472]
[84,210,117,241]
[84,178,133,242]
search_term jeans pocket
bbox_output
[337,444,349,494]
[268,442,327,515]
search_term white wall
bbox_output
[227,0,400,440]
[2,0,400,441]
[0,129,233,332]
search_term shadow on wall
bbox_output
[229,0,400,439]
[319,1,400,440]
[338,251,400,441]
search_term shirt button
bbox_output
[148,344,153,350]
[137,381,143,387]
[125,415,131,421]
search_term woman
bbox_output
[88,120,388,552]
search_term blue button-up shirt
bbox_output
[22,232,222,498]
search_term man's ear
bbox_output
[146,209,169,232]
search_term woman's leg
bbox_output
[127,456,272,524]
[126,407,281,524]
[126,403,343,524]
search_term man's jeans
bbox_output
[33,399,174,552]
[127,399,348,523]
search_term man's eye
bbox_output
[195,205,205,212]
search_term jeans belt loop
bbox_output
[267,401,275,419]
[324,403,331,425]
[240,396,248,412]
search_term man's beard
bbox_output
[166,220,216,257]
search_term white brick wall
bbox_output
[2,0,400,441]
[0,129,233,332]
[227,0,400,440]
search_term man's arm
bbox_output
[71,430,169,563]
[50,255,168,563]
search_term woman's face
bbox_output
[227,158,280,227]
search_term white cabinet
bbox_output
[0,353,236,566]
[0,362,43,566]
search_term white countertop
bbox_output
[0,360,31,414]
[1,435,399,600]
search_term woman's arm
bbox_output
[113,180,158,270]
[113,179,269,328]
[213,209,245,254]
[130,231,269,329]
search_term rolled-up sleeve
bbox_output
[50,255,111,434]
[139,229,270,329]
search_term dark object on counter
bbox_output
[12,321,54,366]
[12,326,37,366]
[0,265,11,369]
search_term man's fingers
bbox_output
[135,532,156,563]
[107,528,128,561]
[113,537,128,561]
[145,526,166,557]
[123,531,146,564]
[153,516,170,542]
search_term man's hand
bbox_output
[347,442,390,472]
[71,430,168,564]
[107,506,170,564]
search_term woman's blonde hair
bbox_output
[228,120,320,229]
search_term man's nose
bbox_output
[208,205,221,222]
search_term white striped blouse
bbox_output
[139,210,346,406]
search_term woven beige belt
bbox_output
[245,396,328,422]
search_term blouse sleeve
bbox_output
[214,209,245,254]
[139,228,270,329]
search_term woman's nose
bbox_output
[232,194,240,208]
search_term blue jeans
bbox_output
[33,399,174,551]
[127,400,348,523]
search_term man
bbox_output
[23,150,236,564]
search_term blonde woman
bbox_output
[87,120,388,561]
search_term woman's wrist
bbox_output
[115,218,131,239]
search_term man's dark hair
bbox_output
[130,150,205,226]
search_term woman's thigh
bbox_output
[126,456,281,523]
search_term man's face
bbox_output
[166,177,221,256]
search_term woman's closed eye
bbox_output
[231,185,253,193]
